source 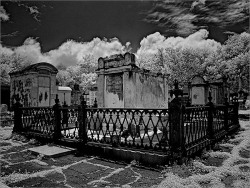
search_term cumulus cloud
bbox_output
[14,38,49,63]
[0,37,129,68]
[136,29,221,56]
[0,6,9,21]
[47,37,128,67]
[0,29,222,69]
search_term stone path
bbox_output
[0,131,164,188]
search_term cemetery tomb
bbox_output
[189,75,229,105]
[96,53,169,108]
[9,62,58,107]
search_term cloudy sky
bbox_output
[1,0,249,67]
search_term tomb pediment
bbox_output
[9,62,58,76]
[97,52,135,70]
[191,75,207,85]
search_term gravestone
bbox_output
[190,76,208,105]
[0,104,8,114]
[71,84,81,106]
[0,104,12,127]
[96,53,169,108]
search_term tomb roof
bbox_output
[97,53,167,77]
[58,86,72,91]
[9,62,58,76]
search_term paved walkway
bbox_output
[0,133,164,188]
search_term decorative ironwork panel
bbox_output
[228,104,235,127]
[21,107,54,136]
[213,105,225,134]
[59,106,79,139]
[86,108,170,151]
[183,106,209,147]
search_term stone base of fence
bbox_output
[85,142,172,167]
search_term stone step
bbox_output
[28,145,76,158]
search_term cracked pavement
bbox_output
[0,130,164,188]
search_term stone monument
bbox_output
[96,53,169,108]
[189,75,229,105]
[9,62,58,107]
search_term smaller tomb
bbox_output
[9,62,58,108]
[57,86,72,106]
[189,75,229,105]
[96,53,168,108]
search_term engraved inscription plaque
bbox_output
[106,73,123,97]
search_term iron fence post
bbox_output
[53,95,61,142]
[77,99,83,152]
[233,96,239,126]
[13,96,23,133]
[224,96,229,132]
[186,97,191,121]
[169,80,185,164]
[62,101,69,127]
[78,96,87,144]
[93,98,98,108]
[206,91,215,145]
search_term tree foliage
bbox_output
[1,33,249,94]
[56,54,98,91]
[137,32,250,92]
[0,52,32,85]
[217,32,250,92]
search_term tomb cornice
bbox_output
[9,62,58,76]
[131,69,167,78]
[10,71,38,78]
[96,66,167,78]
[96,65,135,74]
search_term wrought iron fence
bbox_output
[213,105,225,136]
[183,106,209,149]
[21,107,54,137]
[13,92,240,163]
[59,106,79,139]
[228,104,236,127]
[86,108,170,151]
